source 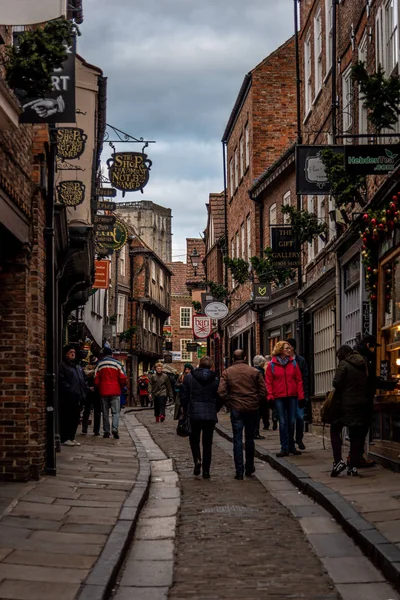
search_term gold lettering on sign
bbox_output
[56,181,85,207]
[56,128,87,160]
[107,152,152,196]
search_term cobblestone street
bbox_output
[129,410,399,600]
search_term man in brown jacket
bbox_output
[218,349,267,479]
[149,362,173,423]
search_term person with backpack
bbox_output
[286,338,309,450]
[180,356,219,479]
[329,345,370,477]
[138,373,150,407]
[265,341,304,458]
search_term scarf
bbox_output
[276,356,290,366]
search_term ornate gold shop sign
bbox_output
[56,180,85,207]
[56,128,87,160]
[97,218,128,251]
[107,152,152,196]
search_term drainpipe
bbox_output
[332,0,338,143]
[129,247,134,406]
[114,250,119,347]
[222,141,229,368]
[294,0,302,145]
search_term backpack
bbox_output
[320,389,337,424]
[139,378,148,390]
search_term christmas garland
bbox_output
[360,194,400,304]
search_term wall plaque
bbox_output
[107,152,152,196]
[56,180,85,207]
[56,127,87,160]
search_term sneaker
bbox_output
[81,430,87,435]
[245,466,256,477]
[62,440,75,446]
[330,460,347,478]
[347,467,358,477]
[193,461,202,476]
[276,451,289,458]
[234,473,244,480]
[272,421,278,431]
[203,472,210,479]
[297,441,306,450]
[290,449,302,456]
[113,431,119,440]
[72,440,81,446]
[254,434,265,440]
[103,433,110,439]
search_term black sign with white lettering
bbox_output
[94,201,117,212]
[362,301,371,336]
[270,226,301,269]
[296,145,345,195]
[20,37,76,124]
[253,284,272,305]
[186,343,199,352]
[96,187,117,198]
[93,214,116,225]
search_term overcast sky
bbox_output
[79,0,294,260]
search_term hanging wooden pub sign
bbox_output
[97,218,129,251]
[107,152,152,196]
[56,180,85,207]
[56,127,87,160]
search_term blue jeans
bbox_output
[101,395,120,434]
[275,397,297,453]
[296,405,305,443]
[230,409,258,475]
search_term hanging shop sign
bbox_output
[56,180,85,207]
[93,260,110,289]
[186,342,199,352]
[97,218,128,251]
[171,351,181,361]
[94,200,117,212]
[94,223,115,233]
[164,354,173,364]
[56,127,87,160]
[20,37,76,124]
[163,325,172,337]
[204,301,229,320]
[253,283,272,305]
[296,145,345,195]
[93,214,116,226]
[197,346,207,359]
[345,144,400,176]
[96,187,117,198]
[192,314,212,340]
[165,341,172,351]
[270,226,301,269]
[362,301,371,337]
[107,152,152,196]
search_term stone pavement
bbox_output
[217,411,400,591]
[0,417,139,600]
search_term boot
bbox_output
[155,416,160,423]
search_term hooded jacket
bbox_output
[332,351,370,427]
[265,356,304,402]
[218,360,266,412]
[59,359,88,403]
[181,368,219,421]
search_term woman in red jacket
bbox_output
[265,341,304,458]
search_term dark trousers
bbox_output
[139,393,149,408]
[330,423,366,468]
[230,409,258,475]
[275,397,297,453]
[154,395,167,417]
[82,393,101,434]
[189,420,215,474]
[60,399,81,442]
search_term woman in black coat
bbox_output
[59,345,88,446]
[330,345,369,477]
[180,356,219,479]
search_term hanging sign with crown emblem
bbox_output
[107,151,152,196]
[253,284,272,305]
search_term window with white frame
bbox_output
[358,34,368,135]
[314,302,336,395]
[384,0,398,73]
[376,7,384,69]
[269,203,277,225]
[246,215,251,260]
[231,238,235,286]
[241,223,245,258]
[342,66,353,141]
[143,309,147,330]
[120,244,126,276]
[283,191,291,224]
[328,196,335,241]
[117,294,126,334]
[159,268,164,289]
[307,196,315,262]
[325,0,333,73]
[245,123,250,168]
[304,30,312,115]
[229,158,234,198]
[180,306,192,328]
[317,197,326,253]
[234,147,239,189]
[239,136,244,178]
[181,339,192,362]
[235,231,239,261]
[151,260,156,282]
[314,9,323,96]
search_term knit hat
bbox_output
[102,346,113,356]
[184,363,193,370]
[63,344,75,357]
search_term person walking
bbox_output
[218,349,266,480]
[94,347,127,439]
[138,372,150,407]
[253,355,266,440]
[149,362,174,422]
[181,356,219,479]
[330,345,370,477]
[59,345,88,446]
[174,363,193,420]
[264,355,278,431]
[82,356,102,436]
[265,341,304,458]
[286,338,309,451]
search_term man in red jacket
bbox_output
[94,347,127,439]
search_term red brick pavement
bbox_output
[136,411,339,600]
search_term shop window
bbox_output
[181,339,192,362]
[342,258,361,348]
[314,302,336,395]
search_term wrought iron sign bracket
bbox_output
[56,160,85,172]
[104,123,156,153]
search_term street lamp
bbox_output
[189,247,199,276]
